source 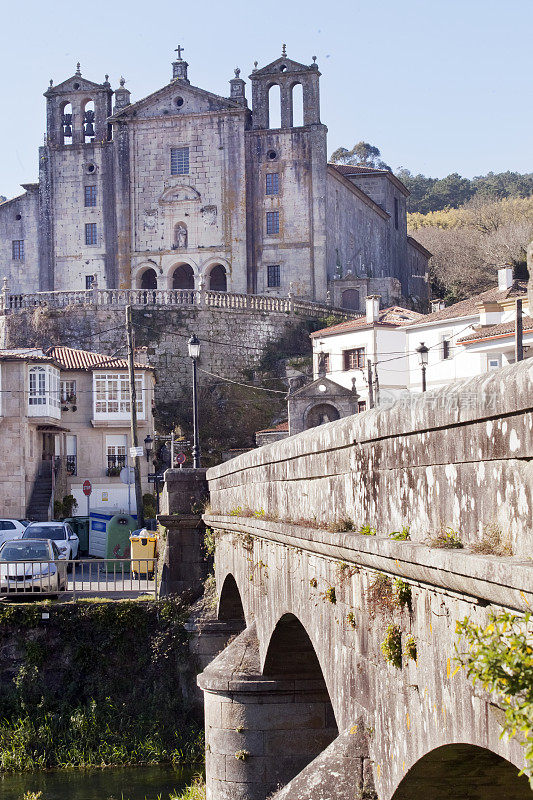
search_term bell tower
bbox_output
[39,65,117,292]
[245,47,328,301]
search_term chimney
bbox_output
[366,294,380,324]
[498,266,513,291]
[431,299,445,313]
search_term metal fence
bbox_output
[0,559,158,600]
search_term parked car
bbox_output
[0,519,27,548]
[22,522,80,562]
[0,539,68,595]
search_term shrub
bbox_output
[470,523,513,556]
[328,518,355,533]
[393,579,412,610]
[346,611,357,629]
[366,573,395,617]
[404,635,417,662]
[381,625,402,669]
[359,524,377,536]
[429,526,463,549]
[389,526,410,541]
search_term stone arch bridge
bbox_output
[174,361,533,799]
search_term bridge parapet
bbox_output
[207,360,533,557]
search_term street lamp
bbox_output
[416,342,429,392]
[188,334,201,469]
[144,434,153,462]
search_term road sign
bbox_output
[130,446,144,459]
[174,440,191,448]
[83,480,92,496]
[120,466,135,485]
[175,452,186,465]
[148,473,164,484]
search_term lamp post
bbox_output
[144,434,153,462]
[416,342,429,392]
[188,334,201,469]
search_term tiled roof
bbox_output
[458,316,533,344]
[47,346,151,371]
[0,349,53,363]
[329,164,390,176]
[405,280,529,326]
[256,421,289,434]
[311,306,424,337]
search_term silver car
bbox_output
[0,539,68,595]
[23,522,80,562]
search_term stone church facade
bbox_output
[0,48,430,310]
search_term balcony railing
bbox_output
[106,454,126,477]
[0,287,362,320]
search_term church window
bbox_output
[266,173,279,195]
[266,211,279,235]
[174,97,184,107]
[394,197,399,230]
[85,185,97,207]
[267,150,278,161]
[83,100,95,143]
[267,265,280,287]
[12,240,24,260]
[343,348,365,370]
[171,147,189,175]
[85,223,97,245]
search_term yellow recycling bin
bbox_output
[130,529,158,578]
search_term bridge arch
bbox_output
[217,572,246,626]
[391,743,531,799]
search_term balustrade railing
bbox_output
[0,287,362,320]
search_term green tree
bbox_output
[330,142,391,171]
[456,611,533,786]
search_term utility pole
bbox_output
[126,305,145,528]
[367,359,374,409]
[515,298,523,362]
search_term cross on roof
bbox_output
[175,45,184,60]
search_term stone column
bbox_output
[158,468,209,597]
[198,624,338,800]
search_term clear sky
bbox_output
[1,0,531,199]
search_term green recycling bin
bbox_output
[64,517,89,555]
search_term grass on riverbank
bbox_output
[0,598,203,773]
[170,775,206,799]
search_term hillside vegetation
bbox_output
[408,196,533,303]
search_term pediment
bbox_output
[45,74,107,97]
[250,56,316,78]
[111,81,241,120]
[159,184,201,203]
[292,377,355,399]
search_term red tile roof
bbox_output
[47,346,151,371]
[0,349,54,363]
[405,280,529,326]
[311,306,424,337]
[458,316,533,344]
[256,421,289,434]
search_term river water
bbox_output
[0,765,199,800]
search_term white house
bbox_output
[310,296,423,410]
[404,268,530,392]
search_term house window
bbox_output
[66,435,77,476]
[85,275,95,289]
[84,185,97,206]
[106,435,127,476]
[12,240,24,260]
[93,373,144,419]
[358,400,367,413]
[61,380,77,403]
[343,348,366,370]
[488,354,502,371]
[394,197,399,230]
[171,147,189,175]
[266,173,279,195]
[442,339,451,360]
[267,265,281,287]
[85,223,97,245]
[266,211,279,235]
[28,365,60,418]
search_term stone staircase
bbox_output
[26,462,53,521]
